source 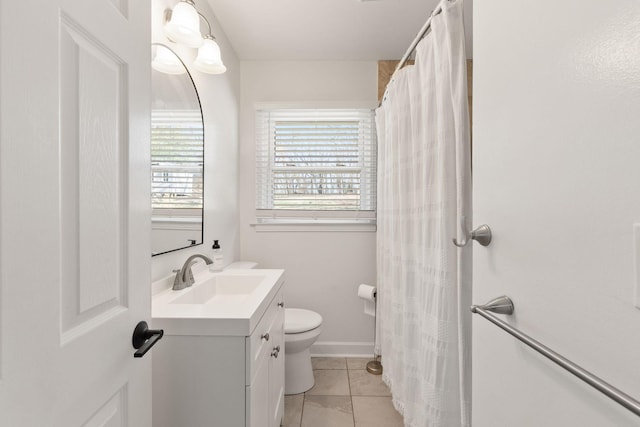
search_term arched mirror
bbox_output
[151,44,204,256]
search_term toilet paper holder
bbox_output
[357,284,383,375]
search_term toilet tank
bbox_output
[225,261,258,270]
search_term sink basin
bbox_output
[170,274,265,305]
[152,268,285,336]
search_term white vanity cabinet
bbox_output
[246,289,285,427]
[152,270,285,427]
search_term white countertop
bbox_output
[151,268,285,337]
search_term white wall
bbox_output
[151,0,240,281]
[473,0,640,425]
[239,61,378,355]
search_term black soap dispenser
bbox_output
[211,240,224,271]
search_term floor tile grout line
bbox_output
[345,360,356,426]
[299,359,398,426]
[300,360,390,427]
[350,393,356,425]
[299,392,305,427]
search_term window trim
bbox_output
[254,104,377,230]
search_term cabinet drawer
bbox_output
[246,288,284,386]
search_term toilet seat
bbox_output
[285,308,322,334]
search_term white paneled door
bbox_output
[0,0,151,425]
[473,0,640,426]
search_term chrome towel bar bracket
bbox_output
[471,296,640,417]
[470,295,514,315]
[453,224,492,247]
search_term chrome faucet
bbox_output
[172,254,213,291]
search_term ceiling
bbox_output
[205,0,473,61]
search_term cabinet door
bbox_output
[269,303,285,427]
[247,349,270,427]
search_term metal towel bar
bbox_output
[471,296,640,417]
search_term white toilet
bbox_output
[225,262,323,395]
[284,308,322,395]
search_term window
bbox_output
[255,109,377,228]
[151,109,204,213]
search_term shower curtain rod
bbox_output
[394,0,451,74]
[380,0,450,105]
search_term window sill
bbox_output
[251,220,376,232]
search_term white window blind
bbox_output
[256,109,376,223]
[151,109,204,210]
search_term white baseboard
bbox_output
[310,341,374,358]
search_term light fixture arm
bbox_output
[197,12,213,38]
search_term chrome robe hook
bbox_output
[452,224,492,247]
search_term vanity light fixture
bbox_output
[151,44,187,75]
[160,1,227,75]
[193,13,226,74]
[193,35,226,74]
[163,0,203,48]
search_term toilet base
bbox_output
[285,348,314,395]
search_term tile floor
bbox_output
[283,357,404,427]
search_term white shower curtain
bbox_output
[375,1,471,426]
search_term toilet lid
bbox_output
[285,308,323,334]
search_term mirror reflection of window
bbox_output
[151,109,203,209]
[151,44,204,256]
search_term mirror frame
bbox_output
[151,43,205,257]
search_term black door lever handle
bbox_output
[132,321,164,358]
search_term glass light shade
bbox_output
[193,38,227,74]
[151,45,186,75]
[164,1,203,48]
